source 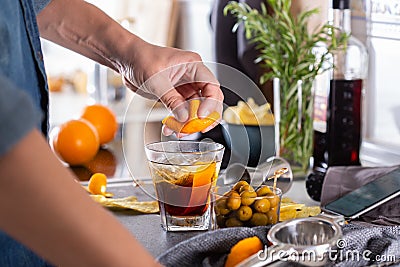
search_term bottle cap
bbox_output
[332,0,350,9]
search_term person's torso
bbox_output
[0,0,48,134]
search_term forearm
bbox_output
[0,129,159,267]
[37,0,223,120]
[37,0,144,72]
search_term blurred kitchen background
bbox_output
[42,0,400,178]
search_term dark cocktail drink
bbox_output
[145,141,224,231]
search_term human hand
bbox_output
[119,41,223,136]
[37,0,222,135]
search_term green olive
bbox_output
[237,205,253,221]
[232,181,249,192]
[216,198,226,208]
[215,199,231,215]
[239,184,255,193]
[225,217,244,227]
[240,191,257,206]
[223,190,234,197]
[256,186,273,196]
[228,210,238,218]
[216,215,226,227]
[250,212,269,226]
[267,194,280,208]
[226,192,241,210]
[253,199,271,213]
[267,209,278,224]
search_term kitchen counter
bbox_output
[103,176,318,257]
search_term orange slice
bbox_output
[186,162,216,212]
[192,161,216,187]
[162,99,220,134]
[180,111,220,133]
[225,236,263,267]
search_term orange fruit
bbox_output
[81,104,118,145]
[225,236,263,267]
[53,119,100,166]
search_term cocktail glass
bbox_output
[145,140,225,231]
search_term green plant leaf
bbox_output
[225,0,349,170]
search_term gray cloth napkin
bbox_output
[157,226,270,267]
[335,224,400,266]
[157,224,400,267]
[321,165,400,226]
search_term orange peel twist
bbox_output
[162,99,220,134]
[87,173,114,197]
[224,236,263,267]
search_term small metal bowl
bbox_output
[238,215,343,267]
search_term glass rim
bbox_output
[144,140,225,154]
[212,185,282,198]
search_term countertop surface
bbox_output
[103,177,319,258]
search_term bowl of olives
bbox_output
[211,180,282,228]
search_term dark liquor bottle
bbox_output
[306,0,368,201]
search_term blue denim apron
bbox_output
[0,0,49,134]
[0,0,53,266]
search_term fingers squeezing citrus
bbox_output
[162,99,220,134]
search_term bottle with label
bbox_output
[306,0,368,201]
